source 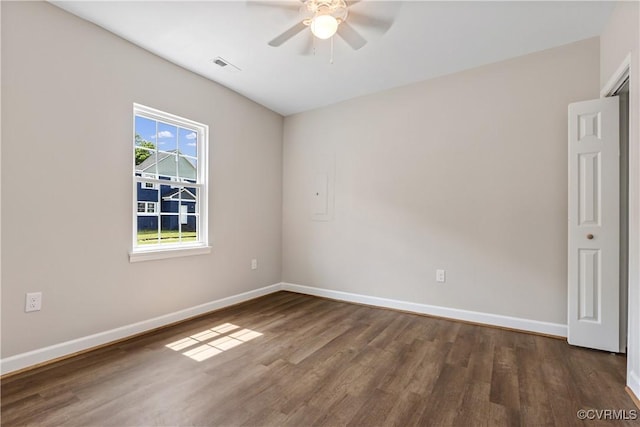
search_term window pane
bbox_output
[137,180,158,205]
[137,223,158,244]
[137,216,159,245]
[136,170,159,245]
[157,153,178,180]
[179,127,197,158]
[182,214,198,242]
[156,122,177,152]
[135,116,157,147]
[137,178,158,200]
[178,156,197,181]
[160,215,180,244]
[161,184,180,213]
[135,148,155,172]
[183,187,197,213]
[183,184,198,243]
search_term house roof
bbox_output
[136,149,197,180]
[136,150,172,172]
[162,187,197,202]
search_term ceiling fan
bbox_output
[259,0,393,51]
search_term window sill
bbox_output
[129,245,211,263]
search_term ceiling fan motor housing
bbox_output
[267,0,371,51]
[303,0,348,26]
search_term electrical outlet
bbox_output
[436,269,446,283]
[25,292,42,312]
[251,259,258,270]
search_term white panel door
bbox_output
[180,205,188,225]
[568,97,620,352]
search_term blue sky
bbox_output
[135,115,197,158]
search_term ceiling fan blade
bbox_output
[268,22,307,47]
[347,10,393,33]
[337,21,367,50]
[246,1,301,13]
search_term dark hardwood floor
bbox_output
[1,291,636,426]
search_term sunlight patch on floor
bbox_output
[165,323,263,362]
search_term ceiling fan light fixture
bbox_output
[310,14,339,39]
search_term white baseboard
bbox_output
[281,282,568,338]
[629,371,640,404]
[2,281,569,376]
[0,283,281,376]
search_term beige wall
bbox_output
[283,38,600,325]
[600,0,640,400]
[600,1,639,89]
[1,2,283,357]
[0,0,622,378]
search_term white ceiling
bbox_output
[52,1,614,116]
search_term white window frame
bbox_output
[130,103,210,262]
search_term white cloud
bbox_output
[187,142,197,147]
[185,132,197,140]
[154,130,174,138]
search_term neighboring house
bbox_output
[135,149,197,232]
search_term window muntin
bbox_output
[132,104,208,252]
[137,201,157,214]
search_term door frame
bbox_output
[601,53,631,98]
[600,52,639,404]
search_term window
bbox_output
[142,173,157,189]
[137,202,157,214]
[130,104,209,262]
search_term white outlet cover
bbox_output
[25,292,42,312]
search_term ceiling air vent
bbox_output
[211,57,241,73]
